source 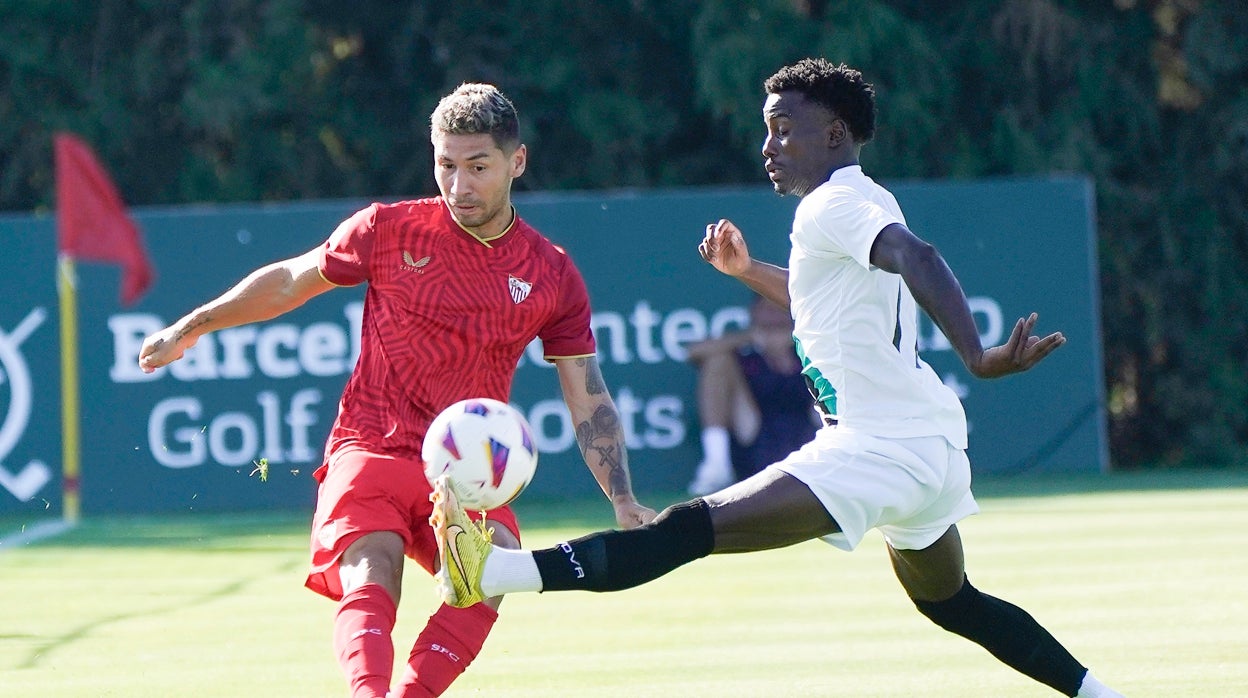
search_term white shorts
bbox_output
[770,426,978,551]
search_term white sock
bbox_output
[479,546,543,597]
[697,426,732,477]
[1076,672,1125,698]
[701,426,731,465]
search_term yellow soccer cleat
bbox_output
[430,475,493,608]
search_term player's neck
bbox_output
[458,205,517,243]
[824,159,860,181]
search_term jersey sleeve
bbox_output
[538,250,596,361]
[319,204,379,286]
[809,187,901,269]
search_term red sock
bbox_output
[390,603,499,698]
[333,583,397,698]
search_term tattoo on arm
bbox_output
[575,403,629,497]
[174,315,211,343]
[577,357,607,396]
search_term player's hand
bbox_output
[613,498,657,529]
[138,325,195,373]
[971,312,1065,379]
[698,219,752,277]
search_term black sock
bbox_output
[914,577,1088,696]
[534,499,715,592]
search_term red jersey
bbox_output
[317,197,595,461]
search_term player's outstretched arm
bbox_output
[554,355,657,528]
[699,219,790,310]
[138,247,335,373]
[869,223,1065,379]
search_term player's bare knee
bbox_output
[340,531,405,596]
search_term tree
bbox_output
[2,0,1245,468]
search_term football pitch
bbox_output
[2,469,1246,697]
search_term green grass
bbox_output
[2,469,1247,697]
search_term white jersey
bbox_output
[788,165,968,449]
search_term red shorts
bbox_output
[305,446,519,601]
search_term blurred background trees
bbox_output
[2,0,1244,469]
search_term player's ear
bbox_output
[510,143,527,178]
[828,118,848,148]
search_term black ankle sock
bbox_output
[534,499,715,592]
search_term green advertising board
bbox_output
[0,176,1105,516]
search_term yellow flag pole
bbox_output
[57,254,81,524]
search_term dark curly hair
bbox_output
[763,58,876,144]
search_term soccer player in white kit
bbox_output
[432,58,1125,697]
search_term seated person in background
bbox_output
[686,295,820,495]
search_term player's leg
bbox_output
[390,505,521,697]
[335,532,405,698]
[703,465,837,551]
[307,449,422,698]
[340,530,406,600]
[538,467,835,590]
[884,437,1123,697]
[433,466,837,606]
[891,527,1121,697]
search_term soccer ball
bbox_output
[422,398,538,511]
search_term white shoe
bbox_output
[687,461,734,496]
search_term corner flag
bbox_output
[54,133,153,304]
[53,133,154,522]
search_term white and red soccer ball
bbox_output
[422,398,538,511]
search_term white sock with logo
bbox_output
[480,547,542,597]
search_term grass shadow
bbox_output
[13,556,302,670]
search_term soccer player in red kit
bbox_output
[138,83,657,697]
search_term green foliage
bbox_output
[1,0,1245,468]
[690,1,817,153]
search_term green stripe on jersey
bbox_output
[794,336,837,416]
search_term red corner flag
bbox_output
[54,133,153,305]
